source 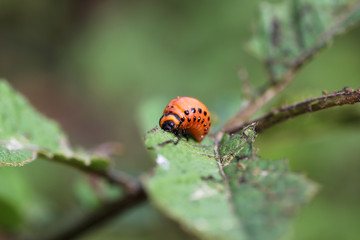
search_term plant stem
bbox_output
[35,154,147,240]
[41,183,146,240]
[228,87,360,134]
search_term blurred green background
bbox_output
[0,0,359,239]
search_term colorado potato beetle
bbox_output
[159,97,211,143]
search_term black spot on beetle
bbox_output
[181,117,185,122]
[171,106,174,108]
[204,128,208,131]
[201,119,204,124]
[191,108,196,113]
[193,116,196,121]
[197,117,201,122]
[204,123,207,126]
[184,110,189,115]
[198,108,202,113]
[187,117,191,122]
[208,116,210,121]
[204,111,207,116]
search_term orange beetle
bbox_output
[159,97,211,142]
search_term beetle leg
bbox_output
[158,132,183,147]
[174,136,182,145]
[158,139,176,146]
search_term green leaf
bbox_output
[0,80,108,169]
[248,0,360,80]
[220,126,318,240]
[0,146,35,167]
[144,128,246,240]
[144,126,317,240]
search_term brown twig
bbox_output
[41,183,146,240]
[228,87,360,134]
[222,69,296,133]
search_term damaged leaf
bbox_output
[144,126,317,240]
[220,126,318,240]
[144,127,245,240]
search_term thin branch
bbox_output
[222,68,296,133]
[41,183,146,240]
[228,87,360,134]
[222,2,360,134]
